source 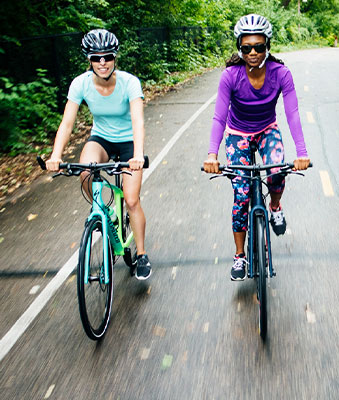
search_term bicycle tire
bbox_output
[122,200,137,275]
[77,217,113,340]
[256,215,268,340]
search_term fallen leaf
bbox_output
[161,354,173,369]
[306,303,316,324]
[27,213,38,221]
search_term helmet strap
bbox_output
[258,49,269,69]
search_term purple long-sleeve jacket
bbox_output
[208,61,308,158]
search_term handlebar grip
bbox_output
[200,165,225,172]
[37,156,46,170]
[144,155,149,169]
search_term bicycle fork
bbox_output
[248,176,275,279]
[248,207,275,278]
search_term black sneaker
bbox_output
[230,254,247,281]
[135,254,152,280]
[269,204,287,236]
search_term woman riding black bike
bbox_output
[203,14,311,281]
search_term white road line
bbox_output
[319,170,335,197]
[0,251,78,362]
[142,93,217,183]
[0,92,217,363]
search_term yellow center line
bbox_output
[319,170,335,197]
[306,111,315,123]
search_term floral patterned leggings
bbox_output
[226,126,285,232]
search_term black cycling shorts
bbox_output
[88,136,134,162]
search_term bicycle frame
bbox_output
[84,172,132,285]
[247,150,274,279]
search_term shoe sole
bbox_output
[230,274,246,281]
[231,276,246,282]
[135,269,152,281]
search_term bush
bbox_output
[0,69,61,156]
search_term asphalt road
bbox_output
[0,47,339,400]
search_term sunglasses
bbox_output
[240,43,266,54]
[88,53,115,62]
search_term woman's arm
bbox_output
[129,97,145,170]
[208,70,232,155]
[46,100,80,171]
[204,70,231,173]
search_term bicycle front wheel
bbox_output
[77,218,113,340]
[256,215,268,340]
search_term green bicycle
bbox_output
[37,156,149,340]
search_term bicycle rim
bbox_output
[256,216,268,340]
[77,218,113,340]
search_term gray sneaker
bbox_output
[230,254,248,281]
[135,254,152,280]
[270,204,287,236]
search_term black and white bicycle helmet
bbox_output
[234,14,272,49]
[81,29,119,57]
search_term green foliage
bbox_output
[0,70,61,156]
[1,0,338,155]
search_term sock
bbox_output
[270,202,281,212]
[235,253,245,258]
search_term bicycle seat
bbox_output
[111,154,120,162]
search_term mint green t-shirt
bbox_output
[67,70,144,142]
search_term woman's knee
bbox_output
[124,194,140,210]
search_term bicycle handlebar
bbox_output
[201,161,312,173]
[37,155,149,175]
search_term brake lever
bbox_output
[290,171,305,177]
[209,171,234,180]
[52,172,66,178]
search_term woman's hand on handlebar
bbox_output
[293,157,311,171]
[46,156,62,172]
[203,154,220,174]
[128,155,144,171]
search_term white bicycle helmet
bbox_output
[81,29,119,57]
[234,14,272,69]
[234,14,272,48]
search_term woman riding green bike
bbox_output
[203,14,311,281]
[46,29,151,280]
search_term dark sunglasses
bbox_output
[89,53,115,62]
[240,43,266,54]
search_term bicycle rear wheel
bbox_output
[256,215,268,340]
[77,218,113,340]
[122,201,137,275]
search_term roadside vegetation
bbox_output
[0,0,338,199]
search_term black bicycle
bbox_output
[203,141,311,340]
